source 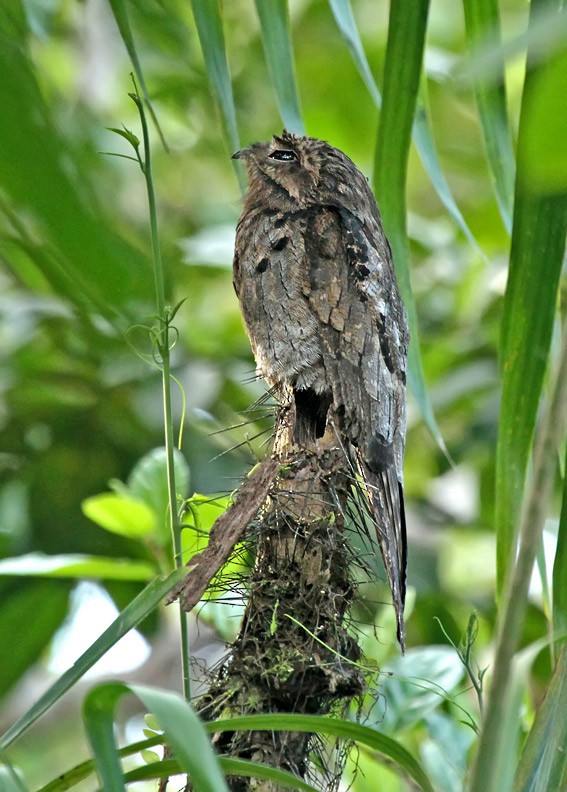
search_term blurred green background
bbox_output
[0,0,565,789]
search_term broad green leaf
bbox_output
[373,0,446,449]
[0,570,184,750]
[513,647,567,792]
[106,0,167,149]
[254,0,304,134]
[81,493,155,538]
[0,553,155,581]
[331,0,480,255]
[190,0,244,190]
[0,581,69,700]
[553,449,567,643]
[371,646,465,735]
[83,682,228,792]
[462,0,515,230]
[126,447,190,543]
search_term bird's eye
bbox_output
[269,150,297,162]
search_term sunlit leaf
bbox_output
[521,47,567,194]
[0,553,155,581]
[82,493,156,538]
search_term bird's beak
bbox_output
[231,147,250,160]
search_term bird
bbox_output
[232,131,410,650]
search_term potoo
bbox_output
[232,131,410,650]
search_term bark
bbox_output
[167,394,364,791]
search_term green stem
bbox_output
[469,316,567,791]
[134,83,191,701]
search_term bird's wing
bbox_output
[303,205,409,649]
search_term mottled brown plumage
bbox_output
[232,131,410,649]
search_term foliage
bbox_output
[0,0,566,790]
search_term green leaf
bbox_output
[127,447,190,542]
[373,0,446,449]
[208,714,435,791]
[0,581,69,700]
[106,126,141,150]
[106,0,167,149]
[496,208,567,583]
[374,646,465,735]
[0,553,155,581]
[331,0,481,255]
[462,0,515,230]
[513,647,567,792]
[83,682,228,792]
[254,0,304,134]
[328,0,381,107]
[81,493,156,538]
[553,450,567,644]
[190,0,244,190]
[0,569,185,750]
[0,765,28,792]
[123,756,320,790]
[39,710,433,792]
[521,46,567,195]
[495,0,567,594]
[0,8,152,309]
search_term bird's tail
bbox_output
[357,454,407,651]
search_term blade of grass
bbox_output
[107,0,167,150]
[495,1,567,597]
[0,569,184,750]
[372,0,447,449]
[254,0,304,134]
[209,713,434,791]
[190,0,244,190]
[462,0,515,232]
[512,647,567,792]
[122,756,319,790]
[331,0,481,257]
[42,710,434,792]
[83,683,228,792]
[470,315,567,791]
[552,449,567,649]
[328,0,381,106]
